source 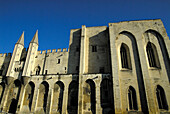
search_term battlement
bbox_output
[37,48,68,54]
[0,53,12,57]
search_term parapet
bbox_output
[36,48,68,55]
[0,53,12,57]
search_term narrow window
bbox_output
[58,59,60,64]
[128,86,138,110]
[92,45,97,52]
[156,85,168,110]
[146,42,159,67]
[120,43,131,69]
[36,66,41,75]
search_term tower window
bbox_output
[92,45,97,52]
[45,70,48,75]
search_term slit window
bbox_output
[58,59,60,64]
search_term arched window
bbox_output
[128,86,138,110]
[146,42,160,68]
[120,43,131,69]
[35,66,41,75]
[156,85,168,110]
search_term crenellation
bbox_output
[0,19,169,114]
[52,49,56,53]
[47,49,51,53]
[57,48,61,52]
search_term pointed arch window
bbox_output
[156,85,168,110]
[128,86,138,110]
[35,66,41,75]
[146,42,160,68]
[120,43,131,69]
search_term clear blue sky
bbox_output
[0,0,170,53]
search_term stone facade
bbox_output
[0,19,170,114]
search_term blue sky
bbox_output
[0,0,170,53]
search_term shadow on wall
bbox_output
[67,29,81,75]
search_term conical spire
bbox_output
[31,30,38,45]
[16,31,24,46]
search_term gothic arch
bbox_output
[83,79,96,114]
[52,81,64,114]
[144,30,170,81]
[127,86,138,110]
[120,43,132,69]
[67,81,78,114]
[117,31,149,113]
[22,81,35,111]
[156,85,168,110]
[37,81,49,113]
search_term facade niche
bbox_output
[67,81,78,114]
[100,79,114,113]
[120,43,131,69]
[52,81,64,114]
[128,86,138,110]
[146,42,160,68]
[37,81,49,113]
[156,85,168,110]
[22,82,35,111]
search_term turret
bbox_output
[6,32,25,79]
[22,30,39,77]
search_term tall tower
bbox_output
[6,32,24,82]
[22,30,38,79]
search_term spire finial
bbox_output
[16,31,24,46]
[31,30,38,45]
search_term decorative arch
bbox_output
[100,78,114,112]
[22,81,35,111]
[118,31,149,113]
[8,79,21,113]
[120,43,132,69]
[83,79,96,114]
[144,29,170,81]
[37,81,49,113]
[67,81,78,114]
[52,81,64,114]
[156,85,168,110]
[128,86,138,110]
